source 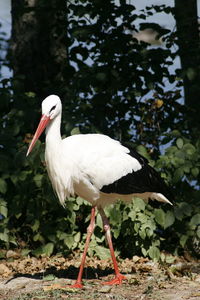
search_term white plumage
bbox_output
[27,95,172,288]
[46,133,143,207]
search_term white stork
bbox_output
[27,95,172,288]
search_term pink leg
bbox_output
[98,207,126,285]
[66,206,96,289]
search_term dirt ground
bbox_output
[0,250,199,300]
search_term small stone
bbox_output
[6,250,19,259]
[0,263,12,276]
[194,275,200,282]
[132,256,140,263]
[99,285,112,293]
[15,283,26,290]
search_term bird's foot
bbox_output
[67,282,83,289]
[102,273,126,285]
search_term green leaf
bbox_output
[165,254,175,264]
[134,222,140,233]
[133,198,146,211]
[31,220,40,232]
[154,208,165,227]
[43,274,56,281]
[186,67,196,80]
[71,127,81,135]
[109,206,122,225]
[189,214,200,227]
[96,72,107,81]
[19,171,29,181]
[96,213,103,228]
[173,168,184,182]
[64,235,75,249]
[113,227,120,239]
[128,210,136,221]
[175,202,192,219]
[74,232,81,243]
[148,246,160,261]
[95,245,111,260]
[141,247,147,256]
[0,251,6,259]
[136,145,150,160]
[196,227,200,239]
[176,138,183,149]
[0,204,8,218]
[139,226,146,239]
[183,143,196,156]
[21,249,31,257]
[180,235,188,248]
[164,211,175,229]
[0,178,7,194]
[32,243,54,257]
[33,174,43,188]
[191,167,199,177]
[171,130,181,137]
[0,232,9,242]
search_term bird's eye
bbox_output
[50,105,56,113]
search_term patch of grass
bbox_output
[10,289,65,300]
[11,287,133,300]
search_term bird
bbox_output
[27,94,172,289]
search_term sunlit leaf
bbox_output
[148,246,160,261]
[95,245,111,260]
[176,138,184,149]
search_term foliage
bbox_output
[0,1,200,262]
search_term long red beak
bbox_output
[26,114,50,156]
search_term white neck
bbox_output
[45,113,62,147]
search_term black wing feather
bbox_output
[100,146,172,200]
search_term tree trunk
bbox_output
[10,0,68,98]
[174,0,200,129]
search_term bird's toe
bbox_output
[102,273,127,285]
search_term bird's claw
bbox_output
[102,273,127,285]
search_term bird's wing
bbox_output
[101,145,173,201]
[62,134,142,190]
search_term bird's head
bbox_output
[26,95,62,156]
[42,94,62,120]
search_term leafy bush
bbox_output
[0,1,200,261]
[1,117,200,261]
